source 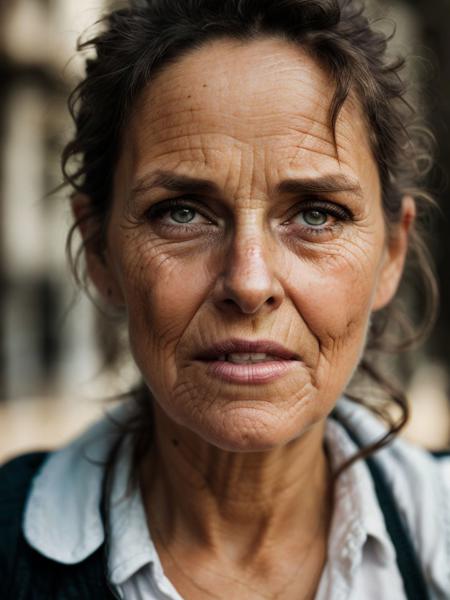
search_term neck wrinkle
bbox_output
[140,410,333,564]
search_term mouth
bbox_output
[196,339,300,362]
[195,339,300,384]
[215,353,287,364]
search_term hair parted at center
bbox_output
[63,0,438,473]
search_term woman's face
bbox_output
[93,37,410,451]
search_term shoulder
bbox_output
[0,449,112,598]
[0,452,49,530]
[335,399,450,595]
[0,452,49,593]
[340,401,450,531]
[0,400,132,598]
[0,451,48,496]
[22,407,128,565]
[378,432,450,572]
[378,436,450,597]
[0,452,49,521]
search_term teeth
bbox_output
[226,353,273,364]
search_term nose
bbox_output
[214,233,284,315]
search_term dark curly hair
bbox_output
[63,0,438,473]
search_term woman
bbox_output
[1,0,449,598]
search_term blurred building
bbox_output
[0,0,114,401]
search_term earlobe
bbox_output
[372,196,416,311]
[71,194,124,307]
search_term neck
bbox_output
[140,405,333,566]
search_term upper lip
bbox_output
[196,339,300,361]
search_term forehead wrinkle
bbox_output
[140,84,331,131]
[138,51,333,128]
[136,79,333,126]
[131,68,337,163]
[287,113,367,171]
[133,107,333,144]
[124,37,379,211]
[289,143,341,167]
[285,126,335,156]
[132,90,338,168]
[132,117,339,168]
[139,106,211,132]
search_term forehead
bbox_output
[122,36,379,196]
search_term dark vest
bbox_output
[0,453,115,599]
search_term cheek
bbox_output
[297,264,370,339]
[298,233,381,315]
[285,240,382,373]
[111,232,216,382]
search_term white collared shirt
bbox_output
[23,400,450,599]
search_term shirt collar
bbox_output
[105,434,161,585]
[23,397,398,577]
[23,402,133,564]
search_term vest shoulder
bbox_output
[0,452,49,542]
[0,452,49,501]
[0,453,48,596]
[0,452,115,599]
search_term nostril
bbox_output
[221,294,278,314]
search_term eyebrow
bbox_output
[131,170,363,200]
[132,171,220,198]
[276,174,363,199]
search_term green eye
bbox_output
[170,207,196,223]
[302,210,328,227]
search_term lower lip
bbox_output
[203,360,296,384]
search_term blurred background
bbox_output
[0,0,449,463]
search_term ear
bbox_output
[372,196,416,311]
[71,194,124,307]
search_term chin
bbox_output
[186,406,315,453]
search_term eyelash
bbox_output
[145,197,352,234]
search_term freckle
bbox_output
[172,439,179,447]
[187,95,192,99]
[202,84,207,88]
